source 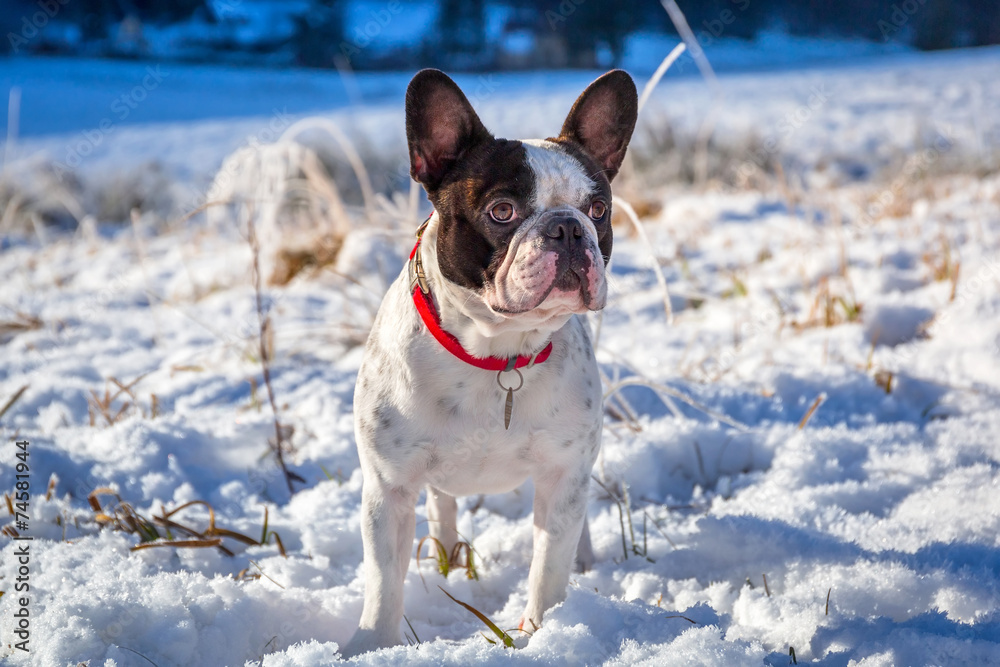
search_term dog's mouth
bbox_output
[487,237,608,317]
[489,268,604,317]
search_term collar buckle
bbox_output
[408,217,432,295]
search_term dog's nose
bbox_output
[543,216,583,247]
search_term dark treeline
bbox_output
[3,0,999,68]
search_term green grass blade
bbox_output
[438,586,515,648]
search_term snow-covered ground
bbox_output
[2,45,1000,665]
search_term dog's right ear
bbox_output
[405,69,492,192]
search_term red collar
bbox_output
[408,219,553,372]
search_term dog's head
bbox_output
[405,69,637,323]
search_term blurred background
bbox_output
[3,0,1000,71]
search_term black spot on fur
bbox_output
[436,396,460,417]
[374,405,393,429]
[585,397,593,410]
[358,417,373,438]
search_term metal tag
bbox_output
[504,388,514,430]
[497,368,524,431]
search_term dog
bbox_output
[343,68,637,656]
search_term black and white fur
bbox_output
[343,69,637,657]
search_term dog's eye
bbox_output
[589,200,607,220]
[489,202,515,223]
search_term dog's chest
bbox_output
[355,278,601,495]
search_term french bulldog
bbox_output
[343,68,637,656]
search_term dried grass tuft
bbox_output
[0,312,42,344]
[87,489,281,559]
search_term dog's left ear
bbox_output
[558,70,638,182]
[406,69,493,192]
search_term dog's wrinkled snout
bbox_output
[543,215,583,249]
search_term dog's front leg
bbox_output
[342,474,417,657]
[520,466,591,630]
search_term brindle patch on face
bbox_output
[428,139,535,292]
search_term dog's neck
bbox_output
[418,213,573,360]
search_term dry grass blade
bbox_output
[109,371,151,404]
[591,475,629,560]
[131,538,223,551]
[599,347,684,419]
[826,587,832,615]
[0,384,28,421]
[658,0,719,90]
[160,499,216,524]
[438,586,515,649]
[598,366,645,431]
[663,614,697,623]
[658,0,723,184]
[246,206,301,495]
[604,378,749,431]
[637,42,687,113]
[798,393,827,430]
[271,531,287,557]
[209,526,261,546]
[0,312,42,341]
[250,560,286,588]
[117,646,160,667]
[613,195,674,326]
[86,372,151,426]
[89,491,260,556]
[280,117,376,222]
[88,487,121,512]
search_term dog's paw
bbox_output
[518,616,540,633]
[340,628,404,658]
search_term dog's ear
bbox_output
[558,70,638,182]
[405,69,492,192]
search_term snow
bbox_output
[2,45,1000,665]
